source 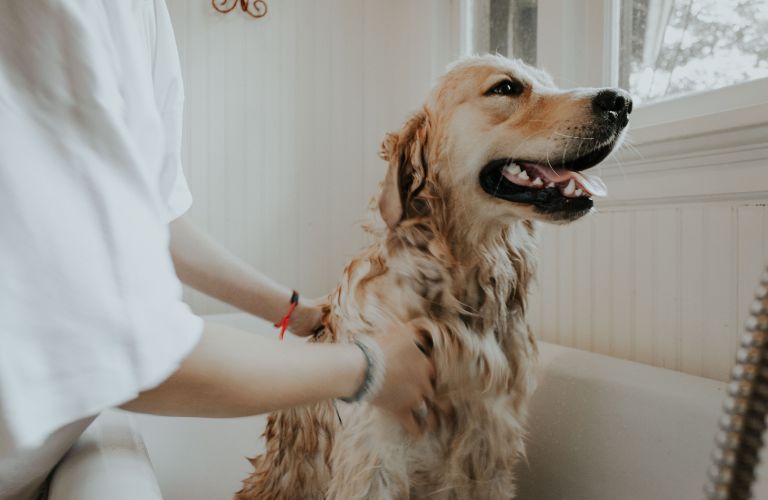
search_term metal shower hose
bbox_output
[705,269,768,499]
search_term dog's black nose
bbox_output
[593,89,633,115]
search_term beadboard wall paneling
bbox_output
[528,132,768,381]
[165,0,436,313]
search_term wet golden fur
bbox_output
[236,55,625,499]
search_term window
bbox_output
[454,0,768,138]
[619,0,768,105]
[466,0,538,65]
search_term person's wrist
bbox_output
[338,344,367,400]
[289,297,324,336]
[339,337,386,404]
[294,302,314,323]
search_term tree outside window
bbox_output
[620,0,768,104]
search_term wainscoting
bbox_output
[529,129,768,382]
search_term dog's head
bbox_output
[379,55,631,228]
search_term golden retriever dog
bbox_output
[236,54,631,499]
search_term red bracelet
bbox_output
[274,290,299,340]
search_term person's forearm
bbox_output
[120,321,365,417]
[169,215,297,324]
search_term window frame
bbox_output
[449,0,768,147]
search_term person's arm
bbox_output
[121,321,435,435]
[168,215,322,336]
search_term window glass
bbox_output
[469,0,538,65]
[620,0,768,104]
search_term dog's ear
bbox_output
[378,111,429,229]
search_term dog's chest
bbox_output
[325,243,538,494]
[329,249,534,396]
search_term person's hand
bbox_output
[289,296,325,337]
[369,321,437,436]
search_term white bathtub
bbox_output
[50,313,768,499]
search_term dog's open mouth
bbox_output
[479,148,611,215]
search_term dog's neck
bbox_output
[386,196,537,331]
[450,218,536,327]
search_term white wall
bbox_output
[166,0,439,313]
[529,124,768,382]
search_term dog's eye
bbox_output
[487,79,525,97]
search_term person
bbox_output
[0,2,435,499]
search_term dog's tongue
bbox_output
[519,162,608,197]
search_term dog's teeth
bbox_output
[504,164,522,176]
[547,182,556,188]
[518,170,529,180]
[532,177,543,187]
[575,188,583,197]
[563,179,575,196]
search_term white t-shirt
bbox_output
[0,0,203,456]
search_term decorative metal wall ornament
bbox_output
[211,0,268,19]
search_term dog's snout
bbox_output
[592,89,633,116]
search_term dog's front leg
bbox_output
[327,406,411,500]
[235,402,337,500]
